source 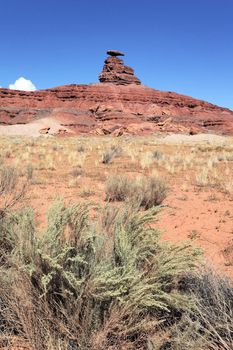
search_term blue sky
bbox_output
[0,0,232,109]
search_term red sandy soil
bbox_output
[160,185,233,278]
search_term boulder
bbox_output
[107,50,125,57]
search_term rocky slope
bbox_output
[0,51,232,136]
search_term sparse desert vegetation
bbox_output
[1,0,233,348]
[0,134,233,349]
[106,174,168,209]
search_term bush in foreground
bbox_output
[0,201,200,350]
[178,270,233,350]
[149,269,233,350]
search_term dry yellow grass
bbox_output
[0,135,233,195]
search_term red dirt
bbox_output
[159,185,233,279]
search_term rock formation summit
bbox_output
[106,50,125,57]
[99,50,141,85]
[0,50,233,136]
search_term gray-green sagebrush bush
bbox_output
[105,175,168,209]
[148,270,233,350]
[178,270,233,350]
[0,201,201,349]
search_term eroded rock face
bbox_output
[0,51,232,135]
[0,83,233,135]
[99,52,141,85]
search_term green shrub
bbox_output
[0,201,201,349]
[133,176,168,209]
[180,270,233,350]
[105,175,168,209]
[148,269,233,350]
[105,175,132,201]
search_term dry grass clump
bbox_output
[101,145,122,164]
[223,242,233,266]
[77,144,85,153]
[105,175,132,201]
[0,135,232,195]
[69,166,83,177]
[0,165,29,217]
[106,175,168,209]
[0,201,201,350]
[148,269,233,350]
[193,270,233,349]
[170,269,233,350]
[25,163,34,180]
[135,176,168,209]
[152,150,163,160]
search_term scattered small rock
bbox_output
[39,127,50,134]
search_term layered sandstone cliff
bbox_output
[0,51,232,136]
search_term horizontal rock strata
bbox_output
[99,51,141,85]
[0,50,232,135]
[0,83,233,135]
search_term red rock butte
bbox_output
[0,50,233,136]
[99,50,141,85]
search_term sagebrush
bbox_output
[0,201,201,349]
[106,175,168,209]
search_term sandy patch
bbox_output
[159,133,230,144]
[0,117,72,137]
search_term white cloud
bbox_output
[9,77,37,91]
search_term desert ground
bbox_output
[1,133,232,280]
[1,132,233,350]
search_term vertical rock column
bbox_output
[99,50,141,85]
